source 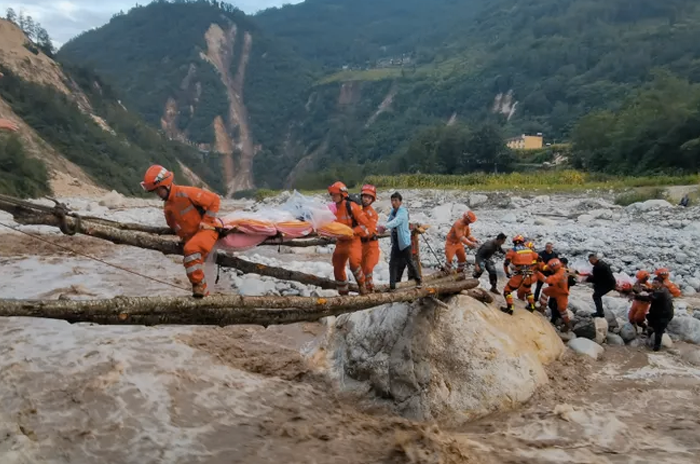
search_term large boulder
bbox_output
[431,203,454,224]
[572,316,596,340]
[567,338,604,360]
[468,194,489,208]
[667,316,700,344]
[318,296,565,421]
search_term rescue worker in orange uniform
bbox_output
[328,181,371,295]
[141,165,221,298]
[627,270,653,328]
[654,268,682,297]
[445,211,478,273]
[502,235,538,315]
[359,184,380,292]
[538,258,572,332]
[517,241,540,302]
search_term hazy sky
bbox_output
[0,0,301,47]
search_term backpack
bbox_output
[345,193,362,228]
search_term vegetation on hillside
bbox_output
[4,8,55,56]
[0,133,50,198]
[58,0,700,191]
[0,64,225,195]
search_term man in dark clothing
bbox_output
[534,242,559,301]
[586,253,617,318]
[639,277,674,351]
[473,233,507,294]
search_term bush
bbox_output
[0,134,51,198]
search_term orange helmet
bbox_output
[636,270,650,281]
[654,268,670,278]
[328,181,349,197]
[463,211,477,223]
[361,184,377,200]
[141,165,173,192]
[525,241,535,250]
[547,258,562,272]
[512,234,525,244]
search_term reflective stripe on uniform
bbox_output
[184,253,202,264]
[205,210,217,217]
[176,191,188,198]
[180,205,195,215]
[186,264,203,274]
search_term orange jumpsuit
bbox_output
[164,184,221,294]
[663,279,682,298]
[503,245,538,310]
[361,204,380,291]
[540,268,570,323]
[628,279,652,324]
[333,199,371,295]
[445,220,476,271]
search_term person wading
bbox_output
[473,233,507,294]
[141,165,221,298]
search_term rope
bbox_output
[0,221,191,293]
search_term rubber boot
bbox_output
[500,305,514,315]
[527,303,536,313]
[192,282,208,299]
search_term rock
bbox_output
[451,204,470,218]
[568,298,594,315]
[589,209,613,220]
[693,310,700,321]
[468,194,488,208]
[594,317,609,345]
[681,349,700,366]
[667,316,700,344]
[661,333,673,348]
[501,213,517,223]
[98,190,127,209]
[628,199,673,211]
[686,278,700,291]
[683,287,696,296]
[606,333,625,346]
[534,217,556,226]
[533,195,550,203]
[628,338,644,348]
[620,323,637,343]
[558,331,576,343]
[237,277,278,296]
[319,296,565,420]
[572,316,596,341]
[577,214,595,224]
[431,203,454,224]
[567,338,604,360]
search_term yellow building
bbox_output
[506,133,543,150]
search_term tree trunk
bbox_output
[0,279,479,327]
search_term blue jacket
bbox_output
[386,206,411,251]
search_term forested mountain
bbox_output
[0,17,223,198]
[58,0,700,192]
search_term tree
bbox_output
[5,7,16,24]
[24,15,36,41]
[17,10,25,31]
[36,27,54,56]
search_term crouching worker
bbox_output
[539,258,572,332]
[328,181,371,295]
[638,276,675,352]
[141,165,221,298]
[445,211,478,273]
[473,233,507,294]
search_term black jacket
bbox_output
[538,249,559,266]
[475,239,505,262]
[586,260,616,292]
[641,287,674,324]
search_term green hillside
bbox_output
[58,0,700,190]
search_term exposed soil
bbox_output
[0,231,117,258]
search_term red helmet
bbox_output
[141,165,173,192]
[512,234,525,244]
[463,211,477,223]
[636,270,650,281]
[361,184,377,200]
[547,258,562,272]
[328,181,349,197]
[654,268,670,278]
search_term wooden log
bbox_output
[0,279,479,327]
